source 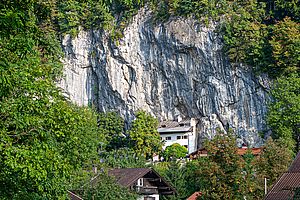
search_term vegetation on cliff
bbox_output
[0,0,299,199]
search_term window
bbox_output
[177,136,181,140]
[165,136,171,140]
[137,178,143,186]
[183,135,188,139]
[183,145,188,149]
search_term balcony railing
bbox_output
[135,186,158,194]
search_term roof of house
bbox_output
[187,192,202,200]
[188,148,208,158]
[265,152,300,200]
[188,147,262,159]
[68,190,83,200]
[108,168,152,187]
[159,119,191,128]
[158,126,192,133]
[289,152,300,173]
[158,119,192,133]
[108,168,177,195]
[237,147,262,156]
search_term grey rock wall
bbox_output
[58,8,270,147]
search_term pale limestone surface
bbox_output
[58,8,270,147]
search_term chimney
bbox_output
[190,118,198,134]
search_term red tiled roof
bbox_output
[237,147,262,156]
[289,152,300,172]
[265,151,300,200]
[187,192,202,200]
[265,173,300,200]
[188,147,262,160]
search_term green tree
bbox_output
[160,161,188,200]
[0,1,102,198]
[98,112,126,150]
[269,17,300,76]
[100,148,146,168]
[154,159,201,200]
[241,150,262,199]
[293,187,300,199]
[80,173,138,200]
[162,143,188,161]
[267,74,300,152]
[199,131,244,200]
[255,138,292,187]
[263,0,300,21]
[128,111,163,158]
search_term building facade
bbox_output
[158,118,198,154]
[108,168,176,200]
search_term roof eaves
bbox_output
[124,168,151,187]
[150,168,177,195]
[109,168,151,188]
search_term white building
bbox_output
[158,118,198,154]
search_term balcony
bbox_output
[135,186,158,194]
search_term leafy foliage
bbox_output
[159,161,189,200]
[241,150,262,199]
[0,1,103,199]
[98,112,126,150]
[162,143,188,161]
[255,138,292,186]
[79,173,138,200]
[99,148,146,168]
[269,17,300,75]
[267,74,300,152]
[128,111,163,158]
[154,159,202,200]
[199,131,244,199]
[1,0,299,198]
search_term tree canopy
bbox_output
[128,111,163,158]
[0,1,103,198]
[98,111,126,150]
[162,143,188,161]
[1,0,299,198]
[267,74,300,152]
[79,173,138,200]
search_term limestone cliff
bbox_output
[59,8,270,147]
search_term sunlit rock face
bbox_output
[59,8,270,147]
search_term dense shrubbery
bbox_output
[1,0,299,198]
[0,1,103,198]
[0,1,161,198]
[155,131,292,199]
[162,143,188,161]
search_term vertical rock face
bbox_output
[59,8,270,147]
